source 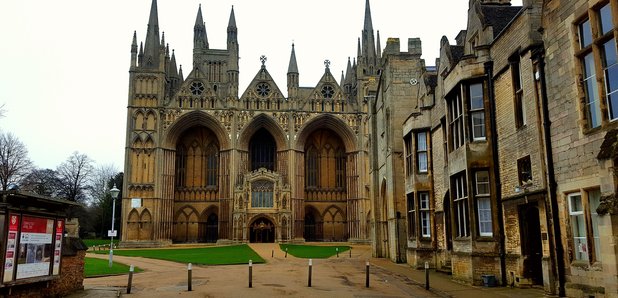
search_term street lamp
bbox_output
[108,184,120,267]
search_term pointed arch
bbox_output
[139,209,153,240]
[174,205,200,243]
[323,205,346,241]
[126,209,140,240]
[145,111,157,130]
[304,205,323,241]
[134,110,145,131]
[295,114,357,152]
[237,113,287,150]
[163,110,229,150]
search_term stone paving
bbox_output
[67,243,547,298]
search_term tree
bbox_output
[20,168,62,196]
[56,151,94,203]
[0,132,33,190]
[90,164,119,206]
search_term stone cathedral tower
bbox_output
[121,0,385,246]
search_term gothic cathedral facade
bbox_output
[120,0,399,246]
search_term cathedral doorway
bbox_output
[204,213,218,243]
[304,207,323,241]
[519,203,543,285]
[249,217,275,243]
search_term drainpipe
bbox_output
[532,46,565,297]
[484,61,507,286]
[370,70,384,257]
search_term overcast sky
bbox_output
[0,0,523,171]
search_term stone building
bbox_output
[122,0,618,296]
[401,0,618,296]
[121,0,387,246]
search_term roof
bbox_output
[450,45,464,64]
[0,190,81,207]
[481,5,523,38]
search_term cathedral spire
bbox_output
[227,5,238,51]
[376,30,382,60]
[287,43,299,74]
[194,4,209,50]
[131,31,138,68]
[361,0,377,73]
[363,0,374,33]
[143,0,161,69]
[287,43,299,98]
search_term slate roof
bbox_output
[450,45,465,64]
[481,5,523,38]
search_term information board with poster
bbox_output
[52,220,63,275]
[16,216,54,279]
[4,214,19,282]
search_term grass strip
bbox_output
[91,244,264,265]
[84,257,142,277]
[279,244,350,258]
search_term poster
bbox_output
[52,220,63,275]
[16,216,53,279]
[3,214,19,282]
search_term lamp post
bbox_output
[108,184,120,267]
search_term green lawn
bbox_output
[279,244,350,258]
[83,239,119,248]
[84,257,142,277]
[92,244,264,265]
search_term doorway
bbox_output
[519,204,543,285]
[250,217,275,243]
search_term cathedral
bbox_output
[120,0,388,246]
[121,0,618,295]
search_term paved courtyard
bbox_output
[69,243,546,298]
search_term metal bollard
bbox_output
[425,261,429,290]
[271,250,274,258]
[349,247,352,258]
[188,263,192,291]
[285,247,288,258]
[365,261,370,288]
[249,260,253,288]
[127,265,134,294]
[336,247,339,258]
[308,259,312,287]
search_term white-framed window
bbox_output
[568,189,602,262]
[576,2,618,128]
[475,171,492,237]
[419,192,431,237]
[452,173,469,237]
[417,132,428,173]
[469,83,486,140]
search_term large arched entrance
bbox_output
[250,217,275,243]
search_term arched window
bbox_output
[251,180,274,208]
[204,143,218,187]
[175,127,219,188]
[249,128,276,171]
[335,148,346,188]
[306,146,319,188]
[175,145,187,186]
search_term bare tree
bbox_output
[0,104,5,118]
[20,168,62,196]
[90,163,119,206]
[56,151,94,202]
[0,132,33,190]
